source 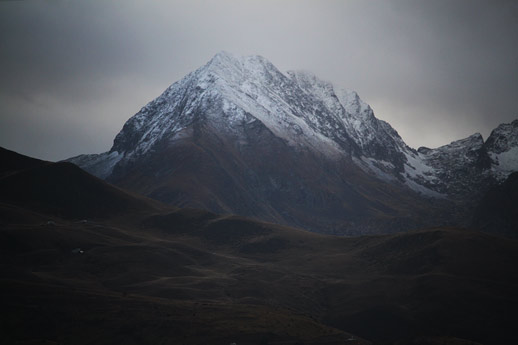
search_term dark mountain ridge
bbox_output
[471,171,518,237]
[0,147,161,220]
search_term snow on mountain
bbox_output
[109,51,347,161]
[491,147,518,178]
[485,120,518,180]
[67,52,517,201]
[485,120,518,153]
[415,133,490,197]
[285,69,445,196]
[411,121,518,198]
[288,70,392,154]
[67,151,123,179]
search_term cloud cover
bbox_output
[0,0,517,160]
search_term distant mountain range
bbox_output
[67,52,518,234]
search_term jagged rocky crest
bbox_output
[67,52,518,234]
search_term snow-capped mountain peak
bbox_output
[68,52,518,204]
[285,69,410,162]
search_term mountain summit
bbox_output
[68,52,518,234]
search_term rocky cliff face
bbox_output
[415,133,492,198]
[414,120,518,200]
[67,52,518,234]
[485,120,518,180]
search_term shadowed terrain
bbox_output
[471,171,518,238]
[1,148,517,345]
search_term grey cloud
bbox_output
[0,0,516,160]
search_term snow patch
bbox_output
[403,178,446,198]
[491,146,518,180]
[403,152,437,181]
[354,156,397,182]
[67,151,123,179]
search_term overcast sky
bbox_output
[1,0,517,161]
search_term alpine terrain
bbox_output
[2,147,518,345]
[67,52,518,235]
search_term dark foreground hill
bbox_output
[0,147,162,221]
[1,148,517,345]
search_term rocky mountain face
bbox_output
[415,120,518,200]
[67,52,518,234]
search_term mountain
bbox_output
[471,171,518,237]
[67,52,518,234]
[0,147,161,221]
[3,148,518,345]
[416,120,518,200]
[0,146,48,177]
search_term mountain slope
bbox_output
[416,133,492,198]
[415,120,518,200]
[0,146,49,177]
[485,120,518,179]
[0,148,161,220]
[471,171,518,237]
[3,148,518,345]
[67,52,518,234]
